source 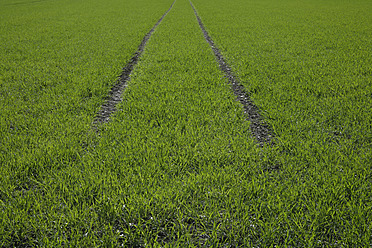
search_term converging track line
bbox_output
[190,1,274,146]
[93,1,175,126]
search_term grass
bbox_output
[1,0,371,246]
[0,0,174,184]
[0,0,175,246]
[191,0,372,245]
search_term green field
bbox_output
[1,0,371,246]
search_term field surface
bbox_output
[1,0,371,246]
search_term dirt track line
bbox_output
[93,1,175,126]
[190,1,274,146]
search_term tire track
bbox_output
[93,0,175,126]
[190,1,274,146]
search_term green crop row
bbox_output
[0,0,174,187]
[78,0,267,245]
[192,0,372,246]
[0,0,173,245]
[1,0,371,246]
[2,0,263,245]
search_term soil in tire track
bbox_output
[93,0,176,126]
[190,1,274,146]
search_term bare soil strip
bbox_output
[190,1,274,145]
[93,1,175,126]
